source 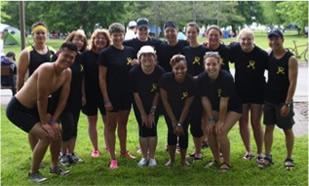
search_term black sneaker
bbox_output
[49,166,70,176]
[59,154,71,166]
[69,152,83,163]
[28,172,48,184]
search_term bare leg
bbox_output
[250,104,264,155]
[106,111,118,160]
[166,145,176,166]
[50,138,61,169]
[283,129,294,158]
[117,110,130,153]
[239,104,251,154]
[87,115,98,151]
[264,125,275,155]
[101,115,109,151]
[139,137,148,159]
[193,137,202,156]
[148,136,157,159]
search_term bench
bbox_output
[1,65,17,95]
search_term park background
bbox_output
[1,1,308,185]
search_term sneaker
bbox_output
[243,153,255,160]
[59,154,71,167]
[69,152,83,163]
[256,155,264,164]
[148,159,157,167]
[109,160,118,169]
[49,166,70,176]
[28,172,48,184]
[120,151,136,159]
[137,158,148,167]
[136,147,142,154]
[91,149,99,158]
[193,153,203,162]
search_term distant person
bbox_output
[6,42,77,183]
[260,29,298,170]
[160,54,195,167]
[17,21,57,168]
[200,52,242,172]
[1,51,17,88]
[129,46,165,167]
[229,28,268,163]
[125,21,137,40]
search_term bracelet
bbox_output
[177,122,182,127]
[104,99,111,104]
[284,102,292,107]
[207,118,215,123]
[49,119,58,124]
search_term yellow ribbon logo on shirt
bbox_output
[193,57,201,65]
[247,60,256,70]
[181,92,188,100]
[151,84,157,92]
[80,64,84,72]
[217,89,222,97]
[126,57,132,65]
[277,66,285,75]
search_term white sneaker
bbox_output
[148,159,157,167]
[137,158,148,167]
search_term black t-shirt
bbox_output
[156,40,188,72]
[198,70,240,111]
[129,65,165,111]
[159,72,195,118]
[181,45,208,76]
[229,43,268,101]
[123,37,162,58]
[265,50,293,104]
[206,44,231,73]
[28,45,57,76]
[98,45,135,95]
[82,50,102,101]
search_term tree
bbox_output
[276,1,308,35]
[259,1,282,29]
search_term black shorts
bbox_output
[263,102,295,129]
[109,92,132,112]
[82,98,106,116]
[6,97,40,133]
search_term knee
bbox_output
[283,129,293,136]
[265,125,275,133]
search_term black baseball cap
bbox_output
[6,51,15,60]
[164,21,178,30]
[268,29,284,39]
[137,18,149,29]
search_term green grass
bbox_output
[1,107,308,185]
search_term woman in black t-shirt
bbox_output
[129,46,165,167]
[160,54,195,167]
[199,52,242,172]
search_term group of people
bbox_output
[5,18,298,183]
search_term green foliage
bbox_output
[1,107,308,185]
[259,1,283,28]
[276,1,308,34]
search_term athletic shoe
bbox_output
[91,149,99,158]
[243,153,255,160]
[136,147,142,154]
[109,160,118,169]
[137,158,148,167]
[120,151,136,159]
[148,159,157,167]
[49,166,70,176]
[59,154,71,167]
[28,172,48,184]
[256,155,264,164]
[69,152,83,163]
[193,153,203,162]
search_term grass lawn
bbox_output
[1,107,308,185]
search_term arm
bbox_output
[133,93,148,126]
[17,49,29,91]
[215,97,229,134]
[98,65,113,111]
[281,56,298,117]
[160,88,177,129]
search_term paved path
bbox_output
[1,63,308,136]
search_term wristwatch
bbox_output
[177,123,182,127]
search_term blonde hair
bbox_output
[237,28,254,42]
[88,29,111,51]
[65,31,88,52]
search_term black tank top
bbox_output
[27,45,56,76]
[265,50,293,104]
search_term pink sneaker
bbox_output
[91,149,99,157]
[120,151,136,159]
[109,160,118,169]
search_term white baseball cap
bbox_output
[137,45,156,59]
[128,21,137,28]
